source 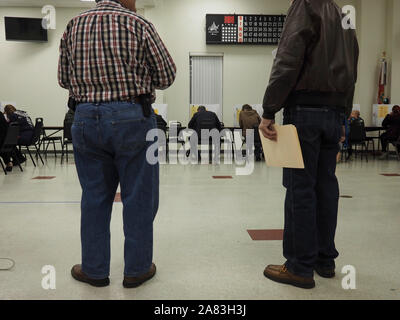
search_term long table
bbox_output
[42,126,63,138]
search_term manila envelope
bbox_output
[259,124,305,169]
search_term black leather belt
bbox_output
[68,94,152,118]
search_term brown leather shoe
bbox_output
[123,263,156,288]
[264,264,315,289]
[71,264,110,287]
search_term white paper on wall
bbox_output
[152,104,168,122]
[372,104,395,127]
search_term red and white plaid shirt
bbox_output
[58,0,176,103]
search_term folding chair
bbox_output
[0,123,23,175]
[61,119,73,163]
[19,118,45,167]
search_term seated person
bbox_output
[239,104,261,137]
[346,110,364,160]
[4,105,34,146]
[239,104,262,161]
[0,111,25,171]
[379,105,400,159]
[0,111,12,171]
[188,106,222,141]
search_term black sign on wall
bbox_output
[206,14,286,45]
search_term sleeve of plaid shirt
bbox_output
[58,30,70,90]
[145,23,177,90]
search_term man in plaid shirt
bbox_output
[58,0,176,288]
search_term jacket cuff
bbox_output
[262,110,275,120]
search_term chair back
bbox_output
[199,119,217,131]
[64,119,73,141]
[30,118,44,145]
[168,121,182,140]
[349,119,366,143]
[0,123,20,153]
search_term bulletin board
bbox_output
[206,14,286,45]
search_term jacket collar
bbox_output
[97,0,123,8]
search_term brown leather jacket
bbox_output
[239,110,261,136]
[262,0,359,119]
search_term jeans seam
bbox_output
[289,168,297,271]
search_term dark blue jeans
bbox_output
[72,102,159,279]
[282,106,343,278]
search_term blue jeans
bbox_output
[71,102,159,279]
[282,106,344,278]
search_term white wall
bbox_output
[0,6,85,125]
[357,0,388,125]
[390,0,400,104]
[385,0,393,101]
[354,0,400,125]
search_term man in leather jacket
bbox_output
[260,0,359,289]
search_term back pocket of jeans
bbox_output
[112,117,154,152]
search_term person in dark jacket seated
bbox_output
[379,105,400,159]
[188,106,222,161]
[4,105,34,146]
[188,106,222,139]
[346,110,364,161]
[2,106,27,170]
[0,111,14,171]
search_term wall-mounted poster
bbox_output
[190,104,222,122]
[152,104,168,122]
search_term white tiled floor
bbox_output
[0,156,399,300]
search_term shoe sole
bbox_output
[123,271,156,289]
[71,270,110,287]
[264,271,315,289]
